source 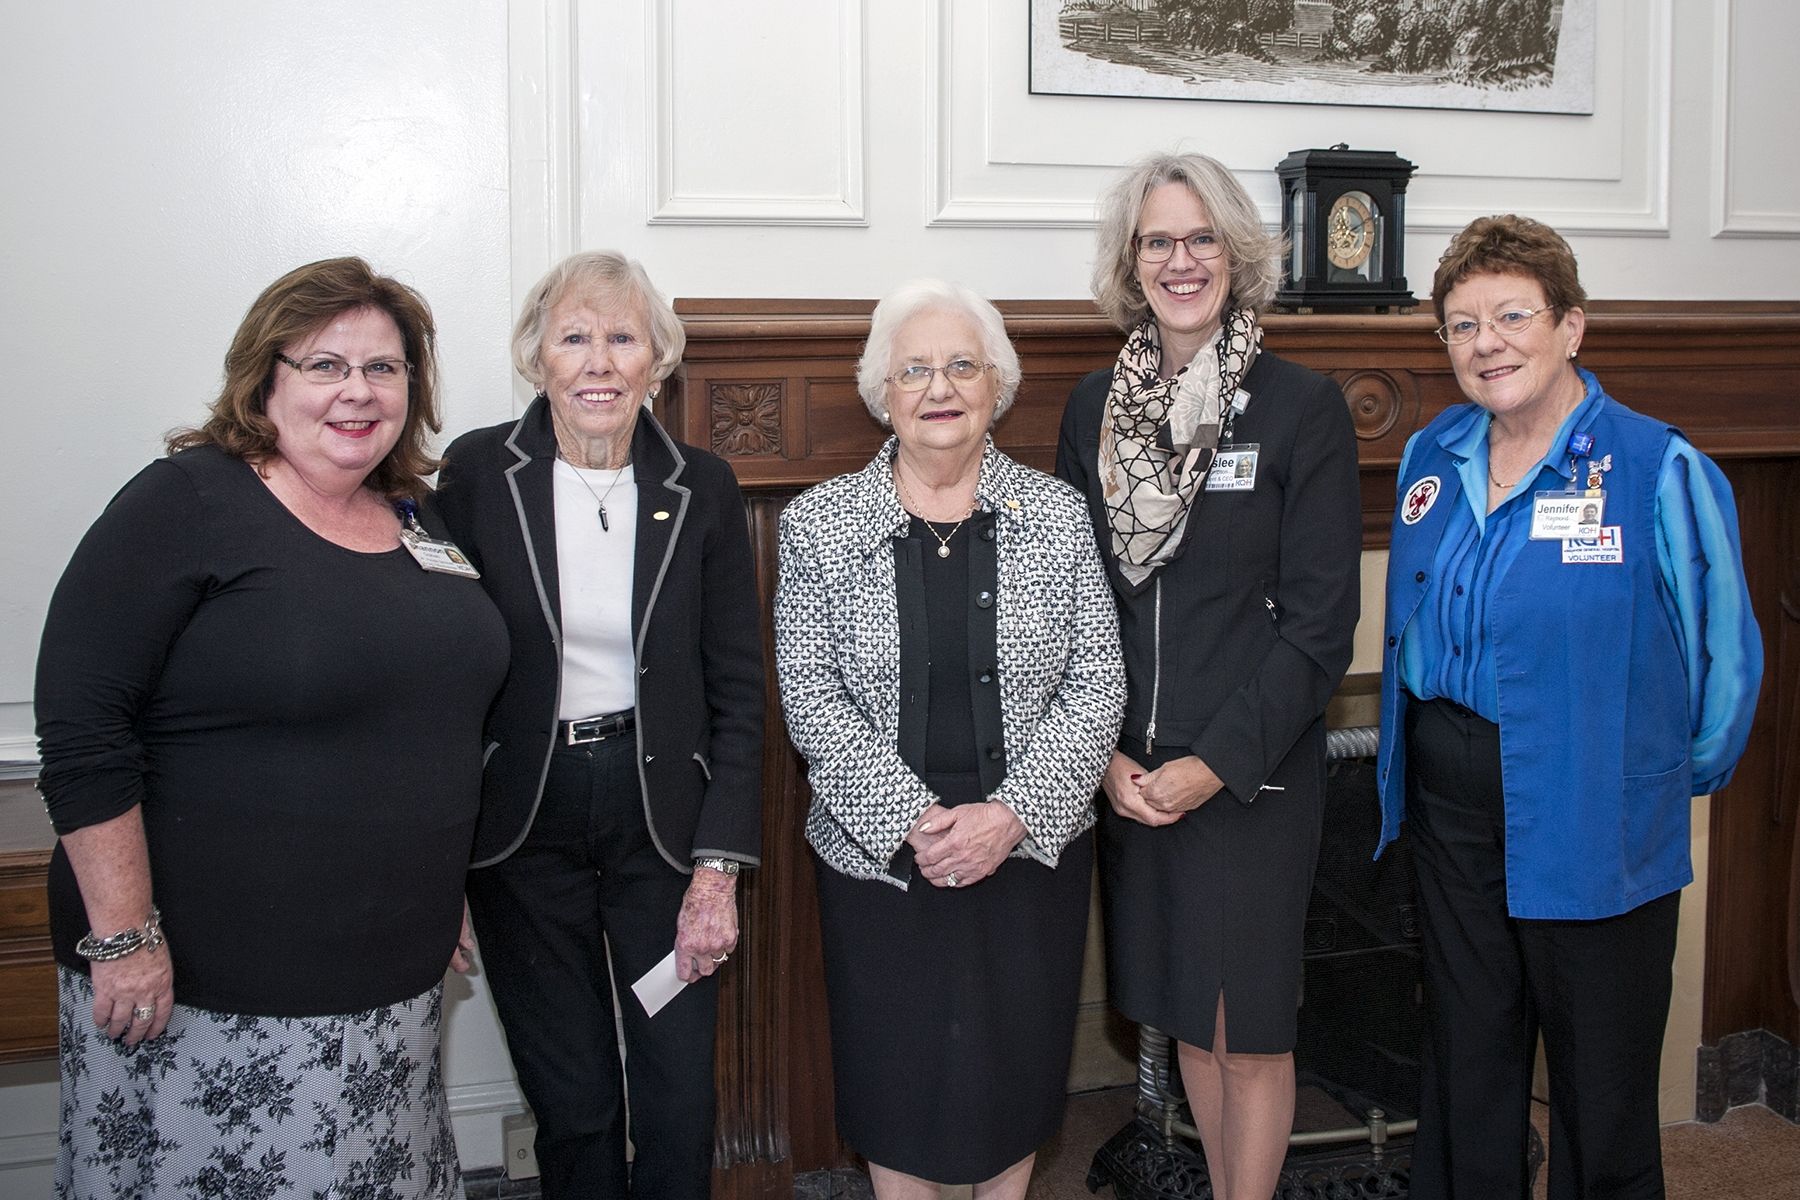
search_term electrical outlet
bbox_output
[502,1112,540,1180]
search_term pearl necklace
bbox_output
[894,468,974,559]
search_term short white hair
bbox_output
[855,279,1022,424]
[512,250,685,390]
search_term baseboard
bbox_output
[1696,1029,1799,1123]
[0,1130,57,1169]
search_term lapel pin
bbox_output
[1004,498,1021,510]
[653,510,671,521]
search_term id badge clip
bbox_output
[1528,434,1610,540]
[393,502,480,577]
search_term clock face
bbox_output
[1326,191,1378,272]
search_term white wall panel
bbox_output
[1711,0,1800,237]
[652,0,865,223]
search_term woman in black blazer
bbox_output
[435,250,763,1200]
[1056,152,1360,1200]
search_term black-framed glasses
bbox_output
[275,353,413,386]
[1435,307,1549,345]
[885,359,994,392]
[1134,232,1226,264]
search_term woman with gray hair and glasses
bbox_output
[1057,152,1361,1200]
[435,250,763,1198]
[776,278,1124,1198]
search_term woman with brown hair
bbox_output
[1379,215,1762,1198]
[36,257,508,1199]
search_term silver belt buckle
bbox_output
[565,718,600,745]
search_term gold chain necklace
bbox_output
[894,467,974,559]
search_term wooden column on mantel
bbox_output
[670,299,1800,1196]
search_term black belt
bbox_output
[1413,694,1493,726]
[560,709,636,745]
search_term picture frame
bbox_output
[1029,1,1596,115]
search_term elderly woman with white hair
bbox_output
[435,250,763,1198]
[1057,153,1361,1200]
[776,279,1124,1198]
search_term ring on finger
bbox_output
[711,952,728,964]
[132,1005,156,1022]
[946,871,960,887]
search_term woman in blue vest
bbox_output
[1377,215,1763,1199]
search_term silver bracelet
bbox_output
[693,856,741,876]
[75,907,164,962]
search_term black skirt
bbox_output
[817,807,1093,1183]
[816,518,1093,1182]
[1099,727,1326,1055]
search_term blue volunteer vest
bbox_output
[1376,394,1693,919]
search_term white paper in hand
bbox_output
[631,949,687,1017]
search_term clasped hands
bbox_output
[1101,750,1223,826]
[908,801,1026,888]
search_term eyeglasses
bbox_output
[1133,232,1226,264]
[1435,307,1549,345]
[885,359,994,392]
[275,353,413,386]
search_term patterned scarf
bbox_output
[1098,307,1262,591]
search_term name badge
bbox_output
[1529,490,1605,541]
[1205,443,1260,492]
[399,527,481,577]
[1562,525,1625,564]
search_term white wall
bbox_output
[3,0,1795,1184]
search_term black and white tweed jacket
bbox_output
[775,438,1125,887]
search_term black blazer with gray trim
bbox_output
[435,396,764,870]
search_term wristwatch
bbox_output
[693,856,741,876]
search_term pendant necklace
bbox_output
[894,466,973,558]
[565,456,630,531]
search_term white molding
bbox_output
[507,0,580,411]
[648,0,867,225]
[929,0,1672,237]
[0,1131,56,1170]
[1710,0,1800,238]
[448,1079,527,1118]
[0,737,38,770]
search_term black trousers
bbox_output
[467,735,718,1199]
[1404,697,1680,1200]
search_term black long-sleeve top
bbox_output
[35,444,509,1017]
[1056,350,1362,803]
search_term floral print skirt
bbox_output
[55,968,463,1200]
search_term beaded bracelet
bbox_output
[74,907,164,962]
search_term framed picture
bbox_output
[1029,0,1595,115]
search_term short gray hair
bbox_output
[855,279,1022,424]
[1091,151,1284,330]
[512,251,686,390]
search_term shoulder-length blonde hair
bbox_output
[511,251,686,392]
[1090,151,1284,331]
[168,257,442,500]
